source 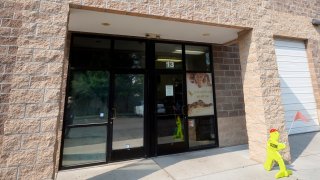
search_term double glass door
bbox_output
[61,36,146,168]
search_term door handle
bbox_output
[111,107,116,120]
[182,105,188,116]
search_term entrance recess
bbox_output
[60,34,218,169]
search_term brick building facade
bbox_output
[0,0,320,179]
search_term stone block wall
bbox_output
[0,0,319,179]
[238,30,275,162]
[270,0,320,18]
[307,39,320,124]
[213,44,248,147]
[213,45,245,118]
[0,1,68,179]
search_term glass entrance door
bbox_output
[155,74,187,154]
[111,74,145,160]
[109,39,146,161]
[154,42,188,155]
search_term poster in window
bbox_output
[165,85,173,96]
[186,73,214,116]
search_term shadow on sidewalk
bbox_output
[87,159,164,180]
[289,131,318,162]
[87,132,320,180]
[88,145,250,180]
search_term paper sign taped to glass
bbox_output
[186,73,214,117]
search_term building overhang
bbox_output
[68,7,248,44]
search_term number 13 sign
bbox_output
[166,62,174,68]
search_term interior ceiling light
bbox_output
[156,58,182,62]
[173,49,205,55]
[101,22,110,26]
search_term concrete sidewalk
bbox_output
[57,132,320,180]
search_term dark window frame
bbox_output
[59,32,219,170]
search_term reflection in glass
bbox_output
[155,43,182,69]
[112,74,144,150]
[66,71,109,125]
[73,36,111,49]
[188,117,216,147]
[113,40,145,69]
[71,36,111,69]
[156,74,185,144]
[185,45,210,71]
[158,116,184,144]
[62,126,107,166]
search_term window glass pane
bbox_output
[73,36,111,49]
[156,74,185,145]
[65,71,109,125]
[185,45,210,71]
[112,74,144,150]
[71,36,111,69]
[186,73,214,117]
[158,116,184,145]
[113,40,145,69]
[188,117,216,147]
[155,43,182,69]
[62,126,107,166]
[156,74,183,115]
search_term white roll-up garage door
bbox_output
[275,39,320,135]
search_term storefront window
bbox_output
[66,71,109,125]
[113,40,146,69]
[155,43,182,70]
[62,71,109,167]
[188,117,216,147]
[186,73,214,117]
[62,34,218,168]
[185,45,210,71]
[185,47,216,148]
[71,36,111,69]
[62,126,107,166]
